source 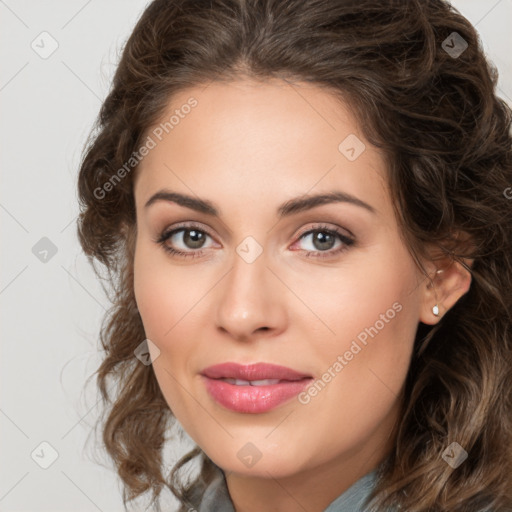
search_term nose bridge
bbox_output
[215,241,282,338]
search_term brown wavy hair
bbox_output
[76,0,512,510]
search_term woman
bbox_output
[76,0,512,510]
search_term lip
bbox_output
[201,362,312,381]
[201,362,313,414]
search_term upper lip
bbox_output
[201,362,312,381]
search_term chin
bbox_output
[202,442,310,479]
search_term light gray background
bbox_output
[1,1,511,510]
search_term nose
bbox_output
[214,249,285,342]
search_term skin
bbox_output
[132,78,472,512]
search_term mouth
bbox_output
[200,362,313,413]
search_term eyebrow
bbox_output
[144,189,376,217]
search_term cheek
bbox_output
[302,245,418,346]
[306,241,420,388]
[133,249,168,339]
[294,253,419,451]
[133,242,210,400]
[133,243,198,340]
[133,245,197,415]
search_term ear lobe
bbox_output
[419,257,473,325]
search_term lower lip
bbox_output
[202,376,312,413]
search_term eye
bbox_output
[154,223,215,259]
[154,222,355,260]
[292,224,355,259]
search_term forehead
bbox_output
[134,79,390,217]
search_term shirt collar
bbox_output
[198,467,381,512]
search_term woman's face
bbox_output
[132,79,432,478]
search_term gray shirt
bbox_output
[198,468,380,512]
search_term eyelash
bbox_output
[154,222,355,260]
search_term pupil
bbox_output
[314,231,334,251]
[185,230,204,248]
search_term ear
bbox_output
[418,249,474,326]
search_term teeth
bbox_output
[222,378,281,386]
[227,379,251,385]
[250,379,281,386]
